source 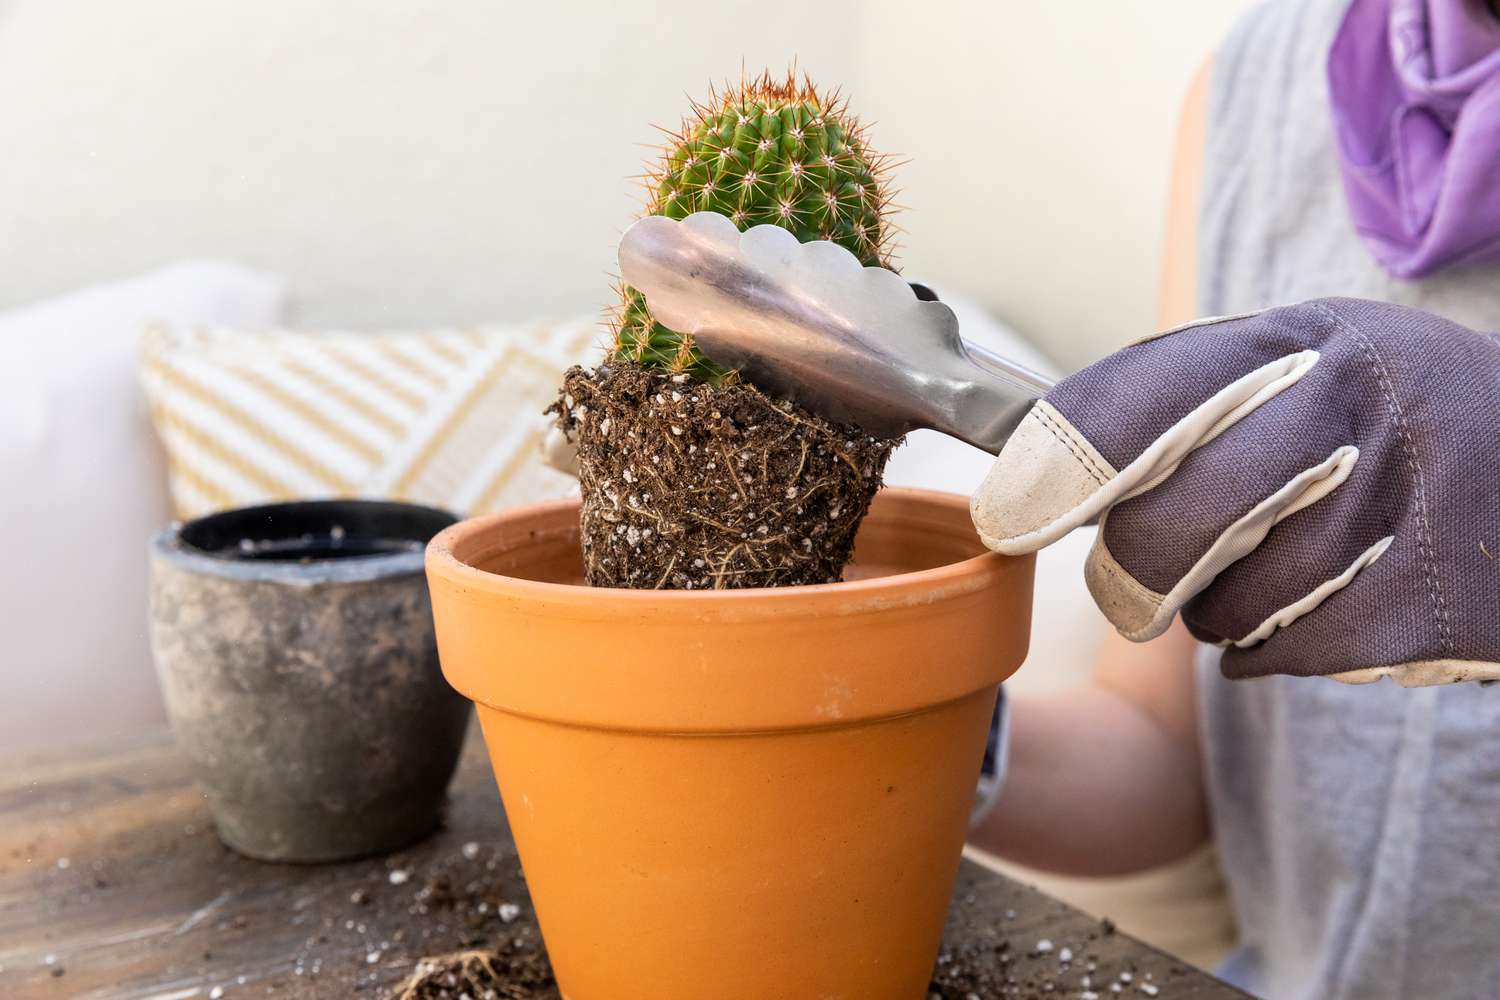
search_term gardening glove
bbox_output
[971,297,1500,686]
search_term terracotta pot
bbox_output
[425,488,1033,1000]
[151,499,468,862]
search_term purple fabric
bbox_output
[1046,298,1500,680]
[1328,0,1500,278]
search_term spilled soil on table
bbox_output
[386,946,553,999]
[382,878,1181,1000]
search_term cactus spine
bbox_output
[612,71,896,382]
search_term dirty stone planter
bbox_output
[150,499,466,862]
[426,488,1035,1000]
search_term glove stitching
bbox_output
[1313,302,1455,655]
[1033,404,1110,486]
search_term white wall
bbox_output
[0,0,860,328]
[0,0,1250,367]
[853,1,1252,369]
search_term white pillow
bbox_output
[0,261,287,752]
[880,287,1105,692]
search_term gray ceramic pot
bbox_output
[149,499,468,862]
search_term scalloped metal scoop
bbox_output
[617,211,1054,453]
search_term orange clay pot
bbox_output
[425,488,1033,1000]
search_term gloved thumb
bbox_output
[971,311,1318,557]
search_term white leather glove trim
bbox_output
[1332,659,1500,686]
[975,350,1321,556]
[970,400,1117,546]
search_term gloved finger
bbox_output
[1087,443,1358,642]
[1174,413,1404,675]
[1185,504,1397,678]
[972,308,1328,556]
[1211,540,1428,682]
[1083,337,1366,640]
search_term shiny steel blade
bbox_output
[617,211,1054,452]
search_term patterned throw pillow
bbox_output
[141,320,597,519]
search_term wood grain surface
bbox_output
[0,725,1250,999]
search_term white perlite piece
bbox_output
[461,841,480,860]
[1034,939,1054,954]
[1059,946,1073,963]
[498,902,522,923]
[387,869,410,885]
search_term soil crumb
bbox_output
[553,362,899,589]
[386,946,554,1000]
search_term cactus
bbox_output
[556,70,902,591]
[612,70,896,382]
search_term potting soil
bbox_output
[553,362,899,589]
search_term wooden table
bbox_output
[0,726,1249,1000]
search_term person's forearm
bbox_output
[969,682,1209,876]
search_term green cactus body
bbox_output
[613,73,894,382]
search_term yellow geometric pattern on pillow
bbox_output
[141,320,599,520]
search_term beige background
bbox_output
[0,0,1251,369]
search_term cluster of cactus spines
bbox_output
[611,70,897,383]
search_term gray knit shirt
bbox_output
[1198,2,1500,997]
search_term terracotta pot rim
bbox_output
[426,487,1000,615]
[426,486,1034,736]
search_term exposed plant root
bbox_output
[552,362,899,590]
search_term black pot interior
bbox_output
[179,500,458,562]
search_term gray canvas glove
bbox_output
[972,297,1500,686]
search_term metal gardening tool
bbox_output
[616,211,1055,453]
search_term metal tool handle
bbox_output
[618,212,1058,452]
[963,339,1057,397]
